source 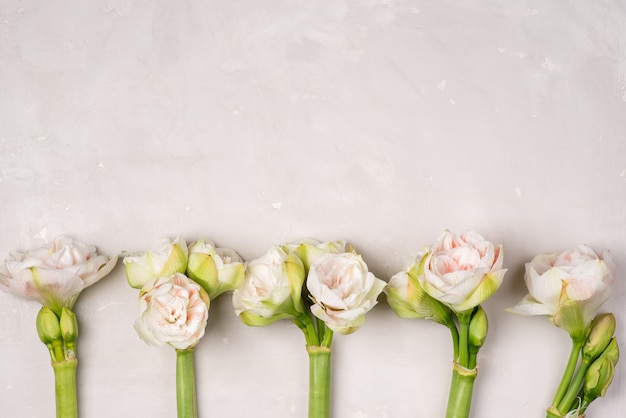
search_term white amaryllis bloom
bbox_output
[186,239,245,299]
[508,245,614,339]
[418,230,506,313]
[385,252,453,325]
[0,236,118,314]
[124,236,188,289]
[307,252,386,335]
[283,239,348,271]
[232,246,305,326]
[135,273,209,350]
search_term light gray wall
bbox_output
[1,1,624,417]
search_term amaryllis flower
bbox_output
[386,251,453,325]
[135,273,209,350]
[417,230,506,313]
[0,236,118,314]
[508,244,614,339]
[186,239,245,299]
[307,252,386,334]
[124,236,188,289]
[233,246,305,326]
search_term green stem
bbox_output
[445,319,460,361]
[321,327,333,348]
[550,339,584,410]
[468,351,477,370]
[546,407,561,418]
[445,363,477,418]
[52,359,78,418]
[557,358,591,414]
[317,317,326,342]
[307,345,331,418]
[176,348,198,418]
[458,312,472,367]
[304,316,320,346]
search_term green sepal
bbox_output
[187,252,219,298]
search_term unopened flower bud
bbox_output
[124,236,188,289]
[187,240,245,299]
[469,306,488,350]
[583,313,615,361]
[60,307,78,343]
[601,337,619,366]
[583,355,615,403]
[36,306,61,345]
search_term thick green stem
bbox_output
[307,346,331,418]
[445,363,477,418]
[549,339,584,411]
[557,358,591,414]
[321,328,333,348]
[457,312,472,367]
[176,348,198,418]
[446,320,460,361]
[52,359,78,418]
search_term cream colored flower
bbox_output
[135,273,209,350]
[232,246,305,326]
[508,245,614,339]
[0,236,117,314]
[124,236,188,289]
[187,239,245,299]
[418,230,506,312]
[307,252,386,334]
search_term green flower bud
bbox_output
[60,307,78,343]
[285,239,347,272]
[36,306,61,345]
[583,355,615,403]
[233,246,306,326]
[187,239,245,299]
[385,253,453,326]
[602,337,619,366]
[469,306,488,350]
[124,236,188,289]
[582,313,615,361]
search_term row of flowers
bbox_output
[0,231,618,418]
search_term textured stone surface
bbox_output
[1,1,625,416]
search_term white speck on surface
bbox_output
[513,51,527,59]
[449,98,456,106]
[541,58,560,72]
[97,162,105,168]
[222,338,228,344]
[96,302,125,312]
[272,201,283,209]
[515,188,523,198]
[33,227,48,241]
[497,47,507,53]
[528,8,539,15]
[437,80,447,91]
[620,169,625,177]
[622,90,626,102]
[352,412,367,418]
[411,7,420,14]
[494,107,501,113]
